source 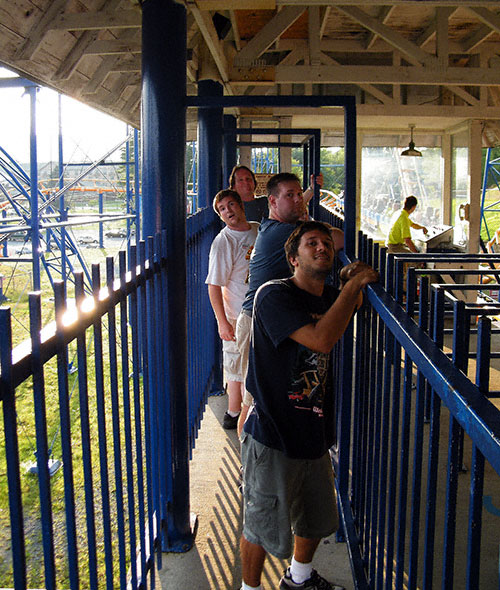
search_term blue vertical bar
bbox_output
[0,308,27,589]
[29,292,56,590]
[223,114,237,186]
[118,250,138,590]
[99,193,104,248]
[53,281,79,589]
[466,317,489,589]
[423,286,445,589]
[407,277,429,589]
[105,257,127,588]
[138,240,156,586]
[302,143,309,190]
[344,101,356,257]
[144,237,161,570]
[74,272,98,590]
[142,0,193,551]
[128,244,148,587]
[91,264,114,588]
[198,79,223,209]
[312,131,321,220]
[28,85,41,290]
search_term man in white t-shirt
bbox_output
[206,189,259,429]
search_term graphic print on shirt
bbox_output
[288,310,329,416]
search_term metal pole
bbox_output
[223,114,237,187]
[197,79,224,394]
[197,79,223,209]
[344,102,357,257]
[142,0,193,552]
[28,85,41,291]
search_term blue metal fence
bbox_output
[0,208,220,589]
[321,222,500,589]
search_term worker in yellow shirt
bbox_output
[386,195,428,253]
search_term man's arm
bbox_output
[410,220,428,234]
[303,172,324,204]
[404,237,419,253]
[207,284,235,341]
[289,264,379,353]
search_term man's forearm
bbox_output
[290,271,376,353]
[208,285,227,323]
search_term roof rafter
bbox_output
[234,5,305,65]
[335,5,439,67]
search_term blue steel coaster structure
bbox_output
[0,76,140,297]
[0,134,139,295]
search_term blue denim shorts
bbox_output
[240,432,339,559]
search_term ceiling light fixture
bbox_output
[401,124,422,157]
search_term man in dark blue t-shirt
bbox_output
[239,221,378,590]
[235,172,336,434]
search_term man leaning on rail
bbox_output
[239,220,379,590]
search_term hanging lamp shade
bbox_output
[401,124,422,157]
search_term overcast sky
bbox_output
[0,66,129,165]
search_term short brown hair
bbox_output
[229,165,257,191]
[284,221,333,271]
[266,172,301,198]
[213,189,243,216]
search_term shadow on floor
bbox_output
[157,394,354,590]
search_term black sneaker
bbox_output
[222,411,239,430]
[279,568,345,590]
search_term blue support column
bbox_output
[197,79,223,209]
[302,143,309,192]
[141,0,194,552]
[344,102,357,257]
[223,114,237,186]
[28,85,41,291]
[197,79,224,393]
[311,133,321,220]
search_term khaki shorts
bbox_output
[240,432,339,559]
[235,311,253,404]
[223,318,243,382]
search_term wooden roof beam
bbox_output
[275,64,500,85]
[335,5,439,67]
[49,9,141,31]
[365,6,395,50]
[234,6,305,65]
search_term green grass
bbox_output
[0,239,146,588]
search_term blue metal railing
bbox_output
[2,196,500,589]
[0,208,220,589]
[322,225,500,589]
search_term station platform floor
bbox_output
[157,394,354,590]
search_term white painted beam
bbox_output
[308,6,321,66]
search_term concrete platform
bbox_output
[157,394,354,590]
